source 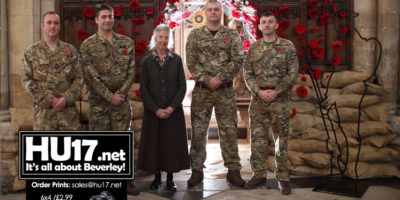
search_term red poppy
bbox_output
[114,7,122,17]
[312,69,322,80]
[320,38,325,43]
[135,45,145,55]
[308,9,319,19]
[232,10,241,19]
[300,70,305,75]
[149,32,153,38]
[326,74,330,79]
[120,4,124,8]
[333,6,338,12]
[137,39,148,48]
[134,29,140,34]
[279,6,290,13]
[297,50,303,58]
[169,22,180,29]
[333,17,339,23]
[276,47,281,52]
[295,24,306,35]
[301,76,307,82]
[135,89,141,98]
[243,13,253,23]
[313,47,325,58]
[117,22,122,27]
[290,108,296,118]
[159,14,166,22]
[155,21,161,26]
[309,39,319,49]
[82,6,94,18]
[223,37,228,42]
[147,8,154,15]
[296,86,308,97]
[91,21,96,25]
[331,40,343,51]
[268,9,279,17]
[189,76,194,80]
[320,12,330,26]
[310,26,318,32]
[331,55,341,66]
[182,12,192,19]
[123,49,128,54]
[129,0,140,11]
[340,26,349,35]
[77,29,88,40]
[339,11,347,18]
[279,20,290,29]
[298,36,305,40]
[253,15,260,23]
[160,3,165,9]
[243,40,250,51]
[65,50,71,56]
[308,0,319,7]
[119,29,126,35]
[132,18,145,25]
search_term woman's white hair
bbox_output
[148,24,174,50]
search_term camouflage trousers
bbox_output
[190,86,241,171]
[88,95,132,131]
[249,93,290,181]
[33,104,80,131]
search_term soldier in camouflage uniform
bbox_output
[79,4,139,195]
[186,0,245,187]
[243,12,299,195]
[22,11,83,131]
[80,4,135,131]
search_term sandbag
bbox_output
[288,151,305,167]
[344,162,400,179]
[288,139,335,153]
[128,83,142,102]
[342,82,389,96]
[363,102,395,121]
[322,94,381,109]
[289,114,315,133]
[130,100,144,120]
[341,145,399,163]
[362,134,397,148]
[291,165,339,176]
[75,101,89,122]
[389,135,400,146]
[302,153,333,169]
[301,128,359,147]
[289,85,317,102]
[321,71,373,88]
[10,107,33,134]
[341,121,393,138]
[131,119,143,132]
[289,101,316,115]
[295,74,314,86]
[317,107,367,123]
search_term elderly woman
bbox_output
[137,25,189,191]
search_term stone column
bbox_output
[8,0,40,108]
[377,0,400,102]
[352,0,377,73]
[0,0,10,121]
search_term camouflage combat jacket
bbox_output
[186,25,244,84]
[22,40,83,108]
[80,32,135,103]
[243,37,299,96]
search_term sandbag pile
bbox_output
[267,71,400,179]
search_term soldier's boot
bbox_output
[127,181,140,195]
[226,170,245,187]
[187,170,204,187]
[243,176,266,189]
[278,180,291,195]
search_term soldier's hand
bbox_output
[166,106,174,115]
[258,90,276,103]
[207,77,223,90]
[53,97,67,112]
[111,94,125,106]
[52,97,60,110]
